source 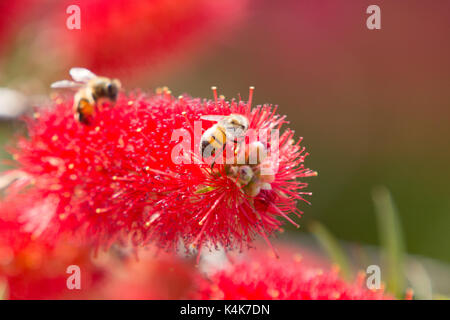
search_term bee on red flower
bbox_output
[7,84,316,255]
[50,67,122,124]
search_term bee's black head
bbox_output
[107,82,119,101]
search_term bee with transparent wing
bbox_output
[51,68,121,124]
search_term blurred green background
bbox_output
[0,0,449,265]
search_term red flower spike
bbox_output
[8,88,316,252]
[194,248,394,300]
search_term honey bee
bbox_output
[200,114,249,165]
[51,68,121,124]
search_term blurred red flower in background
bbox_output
[0,0,248,84]
[0,198,105,299]
[52,0,247,79]
[93,249,198,299]
[7,89,315,253]
[0,195,200,299]
[0,0,40,61]
[194,247,393,300]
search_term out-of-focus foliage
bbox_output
[310,221,352,280]
[372,187,406,298]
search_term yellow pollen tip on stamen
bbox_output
[211,86,218,105]
[247,86,255,110]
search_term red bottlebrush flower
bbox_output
[93,249,198,299]
[194,247,393,300]
[0,198,106,300]
[8,87,316,253]
[47,0,248,80]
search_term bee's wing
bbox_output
[200,115,225,122]
[69,67,97,83]
[223,126,244,138]
[50,80,83,89]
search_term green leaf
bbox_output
[372,186,406,298]
[433,294,450,300]
[310,221,352,280]
[195,186,215,194]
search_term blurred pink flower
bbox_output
[0,198,106,299]
[194,247,393,300]
[93,249,198,299]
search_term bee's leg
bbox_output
[210,152,219,169]
[77,110,90,125]
[76,98,94,125]
[210,144,226,169]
